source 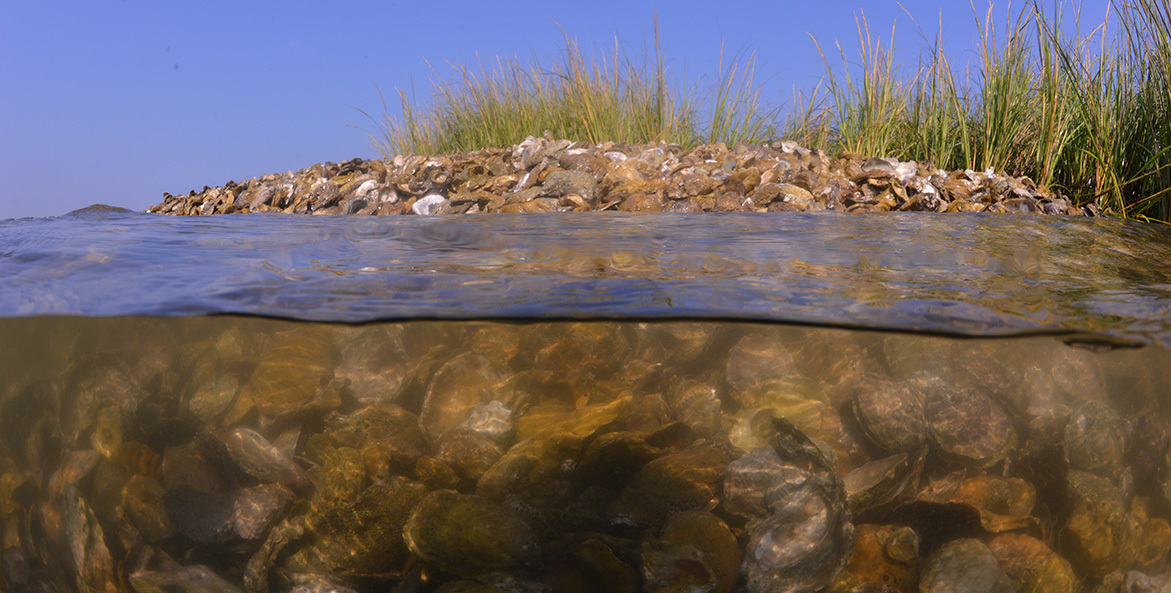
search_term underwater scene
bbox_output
[1,316,1170,593]
[4,210,1171,592]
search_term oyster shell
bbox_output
[731,419,854,593]
[1064,400,1128,479]
[283,477,427,576]
[919,538,1014,593]
[239,329,334,417]
[988,533,1075,593]
[852,378,927,454]
[923,386,1015,466]
[404,490,539,578]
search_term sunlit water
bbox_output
[3,207,1171,344]
[2,207,1171,592]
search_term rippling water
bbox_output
[3,205,1171,345]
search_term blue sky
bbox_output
[2,1,1102,219]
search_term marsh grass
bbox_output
[365,2,1171,219]
[360,18,778,157]
[791,0,1171,220]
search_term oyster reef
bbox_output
[148,137,1085,217]
[1,316,1170,593]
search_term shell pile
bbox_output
[0,316,1168,593]
[148,136,1086,217]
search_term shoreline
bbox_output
[148,136,1087,217]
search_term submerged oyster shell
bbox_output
[284,477,427,576]
[923,386,1015,466]
[852,378,927,454]
[404,490,539,578]
[988,533,1075,593]
[919,539,1014,593]
[730,419,854,593]
[240,330,334,417]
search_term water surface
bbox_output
[2,207,1170,345]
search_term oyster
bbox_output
[730,418,854,593]
[129,564,245,593]
[646,511,741,593]
[916,473,1037,533]
[923,386,1015,466]
[460,401,516,444]
[63,485,118,593]
[919,538,1014,593]
[608,442,735,529]
[831,524,920,593]
[284,477,427,575]
[404,490,539,578]
[852,378,927,454]
[435,428,504,484]
[239,329,334,417]
[842,451,922,516]
[988,533,1075,593]
[1063,470,1139,578]
[330,326,410,405]
[213,427,310,488]
[1064,400,1128,479]
[723,333,800,399]
[542,534,638,593]
[479,396,630,511]
[420,352,512,443]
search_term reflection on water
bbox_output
[3,210,1171,345]
[1,316,1169,592]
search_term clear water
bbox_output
[3,207,1171,345]
[2,207,1171,593]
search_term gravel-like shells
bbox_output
[149,137,1085,217]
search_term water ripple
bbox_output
[2,208,1170,346]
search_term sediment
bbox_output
[148,136,1089,216]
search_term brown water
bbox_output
[1,315,1169,593]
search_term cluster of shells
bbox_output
[148,135,1084,217]
[1,316,1168,593]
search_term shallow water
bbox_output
[0,316,1169,592]
[3,208,1171,592]
[3,207,1171,345]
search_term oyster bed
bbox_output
[148,136,1084,216]
[2,316,1170,593]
